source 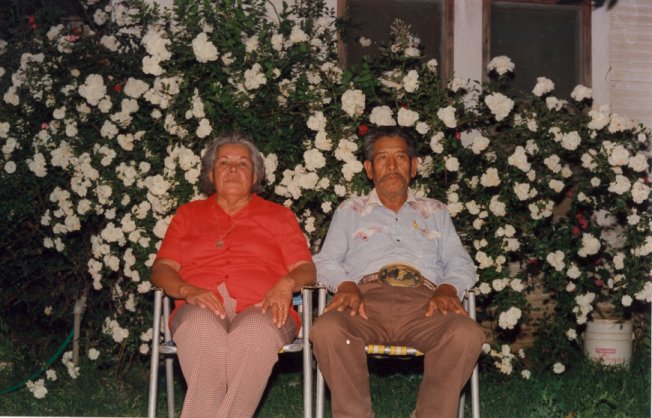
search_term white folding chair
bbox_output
[313,289,480,418]
[147,287,317,418]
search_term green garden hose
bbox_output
[0,329,74,396]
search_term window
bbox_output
[338,0,453,77]
[483,0,591,98]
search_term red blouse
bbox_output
[156,194,312,328]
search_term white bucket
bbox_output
[583,319,633,365]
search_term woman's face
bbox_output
[209,143,255,199]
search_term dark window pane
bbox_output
[490,2,584,98]
[345,0,444,66]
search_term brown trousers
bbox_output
[310,283,484,418]
[171,283,295,418]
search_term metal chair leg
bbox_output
[161,294,175,418]
[467,291,480,418]
[458,393,465,418]
[315,287,327,418]
[165,358,175,418]
[148,289,163,418]
[302,287,313,418]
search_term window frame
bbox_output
[336,0,455,78]
[481,0,592,86]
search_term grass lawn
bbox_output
[0,349,649,417]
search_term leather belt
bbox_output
[359,263,436,291]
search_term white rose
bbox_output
[552,362,566,374]
[397,107,419,127]
[470,135,490,154]
[628,153,649,172]
[100,120,118,139]
[93,9,108,25]
[498,307,522,330]
[447,78,468,92]
[4,161,16,174]
[342,160,363,181]
[341,89,365,118]
[608,145,630,167]
[369,106,396,127]
[608,175,631,195]
[192,33,218,63]
[577,233,601,257]
[314,130,333,151]
[306,110,330,133]
[621,295,633,307]
[588,106,610,130]
[444,156,459,172]
[560,131,581,150]
[429,132,444,154]
[548,179,564,193]
[78,74,106,106]
[289,26,309,44]
[142,55,164,76]
[489,195,506,217]
[532,77,554,97]
[480,167,501,188]
[544,154,562,173]
[244,35,259,53]
[546,250,565,271]
[196,118,212,138]
[484,92,514,121]
[303,148,326,171]
[88,348,100,360]
[566,263,582,279]
[436,106,457,128]
[243,63,266,90]
[402,70,419,93]
[27,153,47,177]
[631,179,650,204]
[221,52,234,66]
[570,85,592,101]
[507,146,531,172]
[124,78,149,99]
[487,55,515,75]
[426,59,438,73]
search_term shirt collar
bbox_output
[207,193,258,216]
[361,188,417,215]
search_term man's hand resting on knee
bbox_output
[425,283,468,317]
[324,281,368,319]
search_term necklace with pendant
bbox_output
[215,217,240,249]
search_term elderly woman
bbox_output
[151,132,316,418]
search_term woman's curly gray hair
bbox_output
[199,132,266,195]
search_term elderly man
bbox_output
[311,126,484,418]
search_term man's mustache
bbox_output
[379,172,406,182]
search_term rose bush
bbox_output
[0,0,650,394]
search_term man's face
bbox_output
[363,136,418,197]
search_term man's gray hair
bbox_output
[362,126,417,161]
[199,132,266,195]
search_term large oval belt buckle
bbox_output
[378,264,423,288]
